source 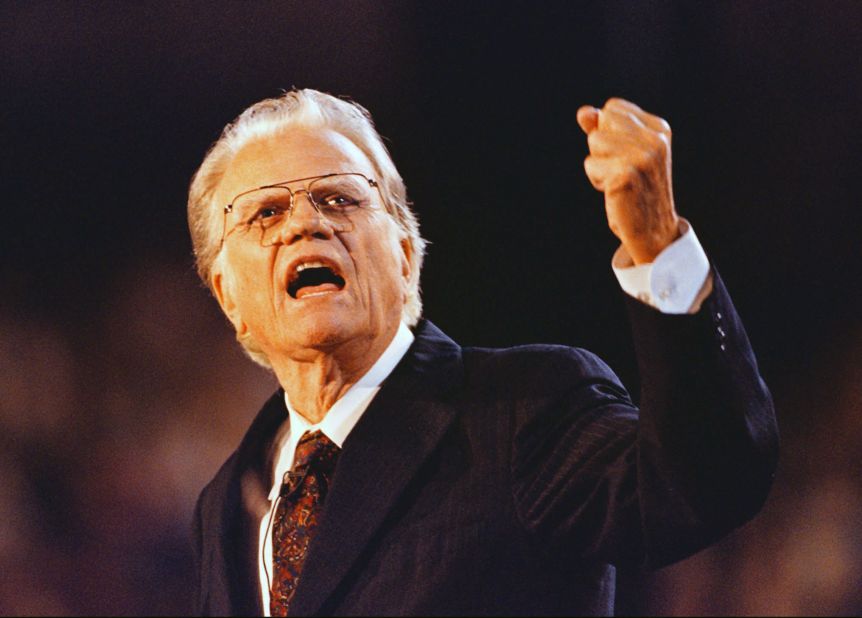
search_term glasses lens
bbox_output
[308,174,370,219]
[226,174,375,247]
[228,187,292,241]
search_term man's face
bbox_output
[211,127,411,365]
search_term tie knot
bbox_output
[293,430,339,473]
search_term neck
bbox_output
[269,325,399,424]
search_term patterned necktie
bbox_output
[270,430,341,617]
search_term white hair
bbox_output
[187,89,426,368]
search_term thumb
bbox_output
[576,105,599,135]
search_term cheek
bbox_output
[352,242,402,299]
[347,216,408,300]
[376,246,409,302]
[233,266,278,316]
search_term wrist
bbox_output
[625,215,682,265]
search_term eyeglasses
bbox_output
[221,172,382,248]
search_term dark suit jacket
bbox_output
[192,272,778,616]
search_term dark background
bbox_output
[1,1,860,615]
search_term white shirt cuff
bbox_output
[612,219,710,314]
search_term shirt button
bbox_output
[717,326,726,339]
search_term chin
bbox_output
[286,310,360,351]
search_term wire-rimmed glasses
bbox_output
[221,172,382,248]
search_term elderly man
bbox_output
[189,89,777,616]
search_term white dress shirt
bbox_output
[257,321,415,614]
[257,225,710,613]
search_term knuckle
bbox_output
[626,111,644,128]
[644,133,666,155]
[656,132,671,148]
[655,133,672,156]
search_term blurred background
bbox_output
[1,0,860,614]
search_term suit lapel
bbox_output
[288,321,464,616]
[205,390,286,616]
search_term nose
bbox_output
[276,190,334,244]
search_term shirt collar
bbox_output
[282,321,415,448]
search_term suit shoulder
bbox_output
[463,343,618,378]
[460,343,627,398]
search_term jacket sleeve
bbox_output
[510,269,779,569]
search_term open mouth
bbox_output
[287,261,346,299]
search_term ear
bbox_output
[211,267,248,336]
[399,236,413,283]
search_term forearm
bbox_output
[627,269,779,567]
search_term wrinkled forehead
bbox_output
[214,126,377,209]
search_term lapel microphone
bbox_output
[280,470,304,498]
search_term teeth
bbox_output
[295,261,328,273]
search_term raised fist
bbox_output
[577,98,681,264]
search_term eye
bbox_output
[318,193,360,209]
[257,206,279,218]
[248,203,288,225]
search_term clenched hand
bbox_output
[577,98,680,265]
